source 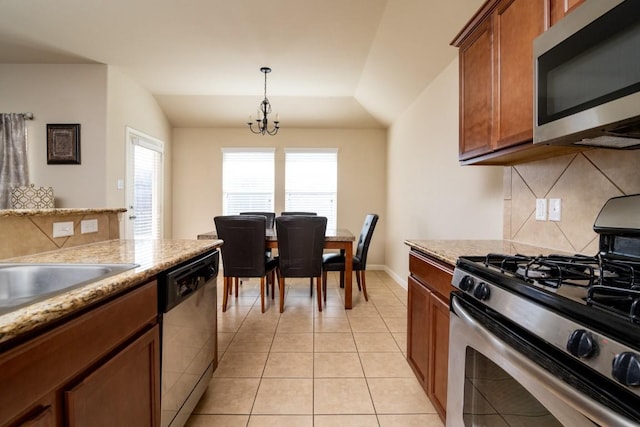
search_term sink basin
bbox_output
[0,263,139,314]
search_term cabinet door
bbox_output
[459,17,494,160]
[549,0,585,26]
[16,405,54,427]
[494,0,545,148]
[428,293,450,420]
[407,275,431,388]
[65,325,160,427]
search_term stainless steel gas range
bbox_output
[447,194,640,426]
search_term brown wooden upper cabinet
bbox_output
[550,0,586,26]
[452,0,586,165]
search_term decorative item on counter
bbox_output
[11,184,54,209]
[47,123,80,164]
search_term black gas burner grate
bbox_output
[587,286,640,322]
[480,252,640,321]
[483,253,598,288]
[587,258,640,321]
[599,258,640,289]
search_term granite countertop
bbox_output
[0,208,127,217]
[0,238,223,346]
[405,239,573,265]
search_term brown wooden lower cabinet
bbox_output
[0,280,160,427]
[65,325,159,427]
[407,249,454,423]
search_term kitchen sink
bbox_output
[0,263,139,314]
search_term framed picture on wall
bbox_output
[47,123,80,164]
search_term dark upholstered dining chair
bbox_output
[275,215,327,312]
[240,212,275,229]
[322,213,378,302]
[280,212,317,216]
[214,215,278,313]
[240,211,276,263]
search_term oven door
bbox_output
[447,293,639,427]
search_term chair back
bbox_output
[214,215,267,278]
[355,214,379,269]
[240,211,275,229]
[280,211,317,216]
[276,215,327,278]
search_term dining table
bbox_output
[197,228,357,309]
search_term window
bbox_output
[285,149,338,229]
[126,128,164,239]
[222,148,275,215]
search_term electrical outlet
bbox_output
[549,198,562,221]
[81,219,99,234]
[535,199,547,221]
[53,221,74,238]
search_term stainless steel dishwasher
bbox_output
[159,249,219,427]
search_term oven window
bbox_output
[463,348,562,426]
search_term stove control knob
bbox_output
[473,282,490,301]
[460,276,475,292]
[566,330,597,359]
[612,352,640,387]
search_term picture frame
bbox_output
[47,123,81,165]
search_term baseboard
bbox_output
[368,264,406,290]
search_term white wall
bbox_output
[0,64,108,207]
[0,63,172,236]
[106,67,172,236]
[171,127,387,266]
[385,58,504,284]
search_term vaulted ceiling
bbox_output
[0,0,483,129]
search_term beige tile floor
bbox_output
[186,270,444,427]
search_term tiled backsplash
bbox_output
[504,149,640,255]
[0,212,121,259]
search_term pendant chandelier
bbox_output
[247,67,280,135]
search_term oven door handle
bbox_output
[451,296,639,427]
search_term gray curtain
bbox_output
[0,113,30,208]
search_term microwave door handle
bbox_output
[451,296,638,427]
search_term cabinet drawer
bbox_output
[0,281,157,425]
[409,251,454,301]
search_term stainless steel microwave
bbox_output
[533,0,640,149]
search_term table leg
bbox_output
[344,242,353,309]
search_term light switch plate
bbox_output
[549,198,562,221]
[81,219,99,234]
[53,221,74,238]
[535,199,547,221]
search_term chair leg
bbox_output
[222,277,229,312]
[360,270,369,301]
[234,277,239,298]
[322,271,327,302]
[279,277,285,313]
[309,278,313,297]
[339,271,345,288]
[270,270,276,300]
[316,276,323,312]
[260,276,266,313]
[356,270,362,291]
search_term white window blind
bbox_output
[222,148,275,215]
[130,135,164,239]
[285,148,337,229]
